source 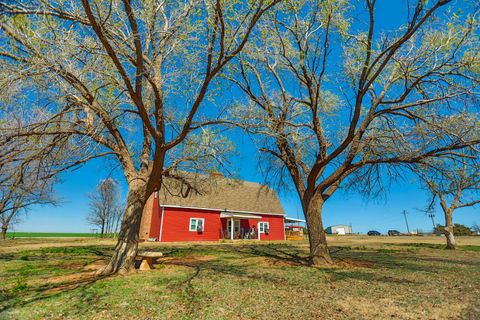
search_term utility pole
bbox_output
[402,210,410,234]
[428,209,436,230]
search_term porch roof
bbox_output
[220,212,262,220]
[285,217,306,223]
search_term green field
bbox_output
[1,236,479,319]
[6,232,104,239]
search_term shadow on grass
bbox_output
[158,242,451,276]
[0,246,112,262]
[237,243,310,266]
[3,242,474,316]
[337,249,480,275]
[0,273,107,315]
[0,247,113,315]
[158,243,426,310]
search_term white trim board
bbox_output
[220,212,262,219]
[159,206,165,242]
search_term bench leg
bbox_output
[139,257,154,270]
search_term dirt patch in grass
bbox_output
[162,255,216,266]
[258,255,307,267]
[46,272,98,287]
[335,258,374,269]
[60,262,88,270]
[82,260,107,271]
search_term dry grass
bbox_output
[326,235,480,247]
[0,238,117,254]
[0,236,479,319]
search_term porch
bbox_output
[219,212,261,240]
[284,216,306,241]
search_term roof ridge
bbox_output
[168,170,273,189]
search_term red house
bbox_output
[139,173,285,242]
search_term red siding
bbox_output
[154,205,285,242]
[148,194,161,240]
[160,207,222,242]
[258,214,285,240]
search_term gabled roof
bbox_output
[159,172,285,215]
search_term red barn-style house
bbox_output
[139,172,286,242]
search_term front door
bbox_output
[228,219,240,237]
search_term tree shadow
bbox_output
[338,249,473,274]
[0,273,107,314]
[0,253,16,261]
[3,241,471,316]
[223,243,310,266]
[0,246,112,262]
[402,255,480,268]
[158,245,425,308]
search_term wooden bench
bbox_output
[135,251,163,270]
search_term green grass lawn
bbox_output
[5,232,105,238]
[0,239,479,319]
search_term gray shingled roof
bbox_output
[159,172,284,215]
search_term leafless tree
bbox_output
[0,124,58,240]
[87,178,123,238]
[0,0,279,274]
[226,0,480,264]
[416,154,479,249]
[0,168,56,240]
[472,223,480,235]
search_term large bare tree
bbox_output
[226,0,480,264]
[0,0,279,274]
[417,154,479,249]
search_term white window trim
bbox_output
[189,218,205,232]
[259,222,269,233]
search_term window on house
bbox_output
[189,218,204,232]
[259,222,269,233]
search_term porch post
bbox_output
[230,217,234,240]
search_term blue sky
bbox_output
[9,0,479,234]
[13,140,478,234]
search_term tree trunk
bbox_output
[100,220,105,238]
[105,215,110,238]
[100,180,147,275]
[443,209,456,250]
[113,213,120,239]
[1,226,7,240]
[304,194,333,265]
